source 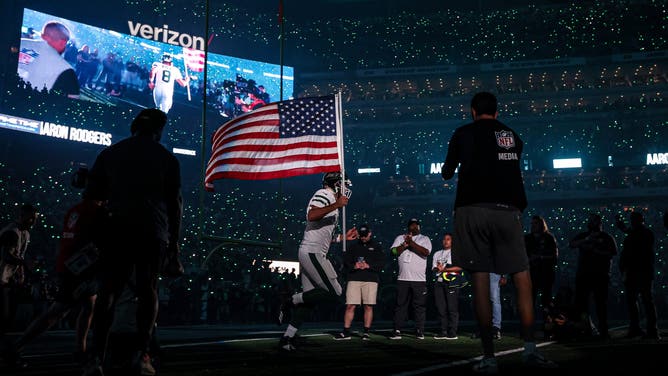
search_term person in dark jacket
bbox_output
[616,211,660,340]
[334,224,385,340]
[83,108,183,376]
[525,215,558,334]
[569,213,617,340]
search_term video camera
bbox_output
[358,224,370,238]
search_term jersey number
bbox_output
[161,70,172,83]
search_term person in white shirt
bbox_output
[388,218,431,340]
[277,172,356,352]
[18,21,80,99]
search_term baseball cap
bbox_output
[358,224,370,237]
[407,218,420,227]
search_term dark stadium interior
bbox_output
[0,0,667,375]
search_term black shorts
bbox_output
[55,272,97,304]
[452,205,529,274]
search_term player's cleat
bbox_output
[361,333,370,340]
[279,336,297,352]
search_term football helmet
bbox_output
[322,171,352,195]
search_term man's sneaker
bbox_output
[416,330,425,340]
[434,332,449,339]
[492,327,501,340]
[133,352,156,375]
[334,332,352,340]
[388,330,402,340]
[445,334,458,340]
[279,336,297,352]
[472,356,499,374]
[361,333,370,341]
[522,351,558,369]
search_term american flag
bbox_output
[204,95,341,191]
[182,47,205,72]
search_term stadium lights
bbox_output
[553,158,582,169]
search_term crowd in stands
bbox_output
[198,0,668,71]
[2,0,667,334]
[299,62,668,102]
[1,155,667,329]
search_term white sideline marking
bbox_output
[161,333,330,348]
[391,342,555,376]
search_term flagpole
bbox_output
[335,91,346,253]
[278,0,285,254]
[198,0,211,255]
[184,63,191,101]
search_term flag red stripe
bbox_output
[209,140,338,164]
[206,152,340,175]
[214,132,279,147]
[211,107,279,143]
[212,117,280,148]
[206,165,340,184]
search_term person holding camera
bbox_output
[83,108,183,376]
[388,218,431,340]
[334,224,385,341]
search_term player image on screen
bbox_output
[149,53,189,114]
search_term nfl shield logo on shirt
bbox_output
[495,130,515,149]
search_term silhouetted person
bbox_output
[569,213,617,340]
[0,204,39,367]
[441,92,555,372]
[8,169,105,367]
[83,108,183,376]
[525,215,558,334]
[616,212,660,340]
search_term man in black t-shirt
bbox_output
[83,109,183,376]
[441,92,555,372]
[334,224,385,340]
